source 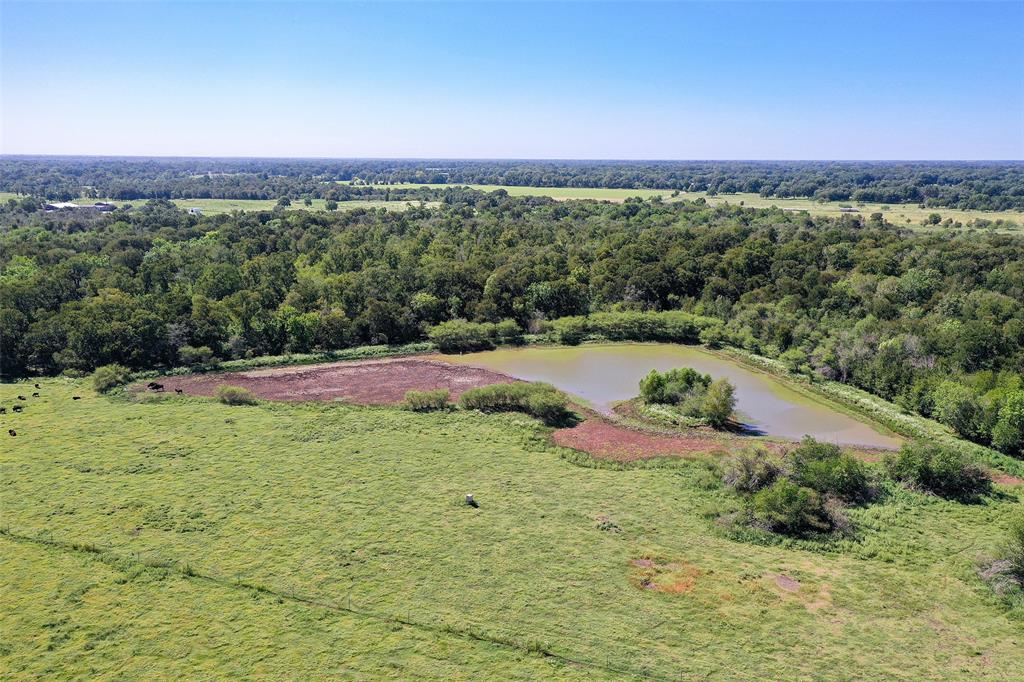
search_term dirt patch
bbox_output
[992,472,1024,486]
[630,558,702,594]
[772,573,801,593]
[552,418,758,461]
[138,358,516,404]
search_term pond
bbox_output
[435,343,901,449]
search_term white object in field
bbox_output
[466,493,474,505]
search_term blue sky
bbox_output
[2,1,1022,159]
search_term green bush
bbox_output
[215,385,259,406]
[991,391,1024,457]
[750,479,831,536]
[91,363,131,393]
[639,367,710,405]
[403,389,450,412]
[546,310,720,346]
[549,316,589,345]
[637,367,735,428]
[179,345,218,368]
[885,442,992,500]
[458,382,573,426]
[790,437,872,503]
[701,378,736,428]
[426,319,523,353]
[722,448,782,494]
[427,319,495,353]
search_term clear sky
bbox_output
[2,1,1022,159]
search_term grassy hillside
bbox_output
[2,378,1022,679]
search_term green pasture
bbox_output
[354,184,1022,230]
[1,378,1021,679]
[5,186,1020,227]
[0,193,436,216]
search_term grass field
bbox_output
[4,187,1020,227]
[0,193,437,216]
[2,378,1022,679]
[357,184,1023,230]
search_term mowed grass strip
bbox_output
[2,379,1022,679]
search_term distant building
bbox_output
[44,201,116,212]
[43,202,81,212]
[188,207,203,216]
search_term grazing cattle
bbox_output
[32,392,40,398]
[148,382,165,392]
[175,388,184,394]
[17,395,26,400]
[13,405,23,413]
[34,383,40,389]
[0,407,5,414]
[72,396,82,400]
[8,430,15,437]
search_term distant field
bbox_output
[4,187,1021,228]
[358,183,1023,230]
[2,378,1022,678]
[0,193,436,216]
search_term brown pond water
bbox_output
[436,344,901,449]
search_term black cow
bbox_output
[34,383,40,389]
[148,382,165,392]
[8,430,15,437]
[12,405,23,413]
[32,392,40,398]
[17,395,26,401]
[72,396,82,400]
[0,407,5,414]
[175,388,184,394]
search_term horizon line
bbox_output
[3,154,1023,164]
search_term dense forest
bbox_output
[2,157,1023,209]
[1,191,1022,456]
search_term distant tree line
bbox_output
[1,194,1022,455]
[2,157,1022,209]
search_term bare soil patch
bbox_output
[630,558,703,594]
[139,358,515,404]
[551,418,781,462]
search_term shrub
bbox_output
[790,437,871,503]
[750,479,831,536]
[403,388,450,412]
[638,367,735,428]
[723,448,782,494]
[991,391,1024,457]
[215,385,259,406]
[931,380,985,441]
[884,442,992,500]
[426,319,523,353]
[458,382,573,426]
[1004,513,1024,581]
[638,367,710,405]
[546,310,720,345]
[701,378,736,428]
[91,363,131,393]
[548,316,588,345]
[179,345,217,368]
[427,319,495,353]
